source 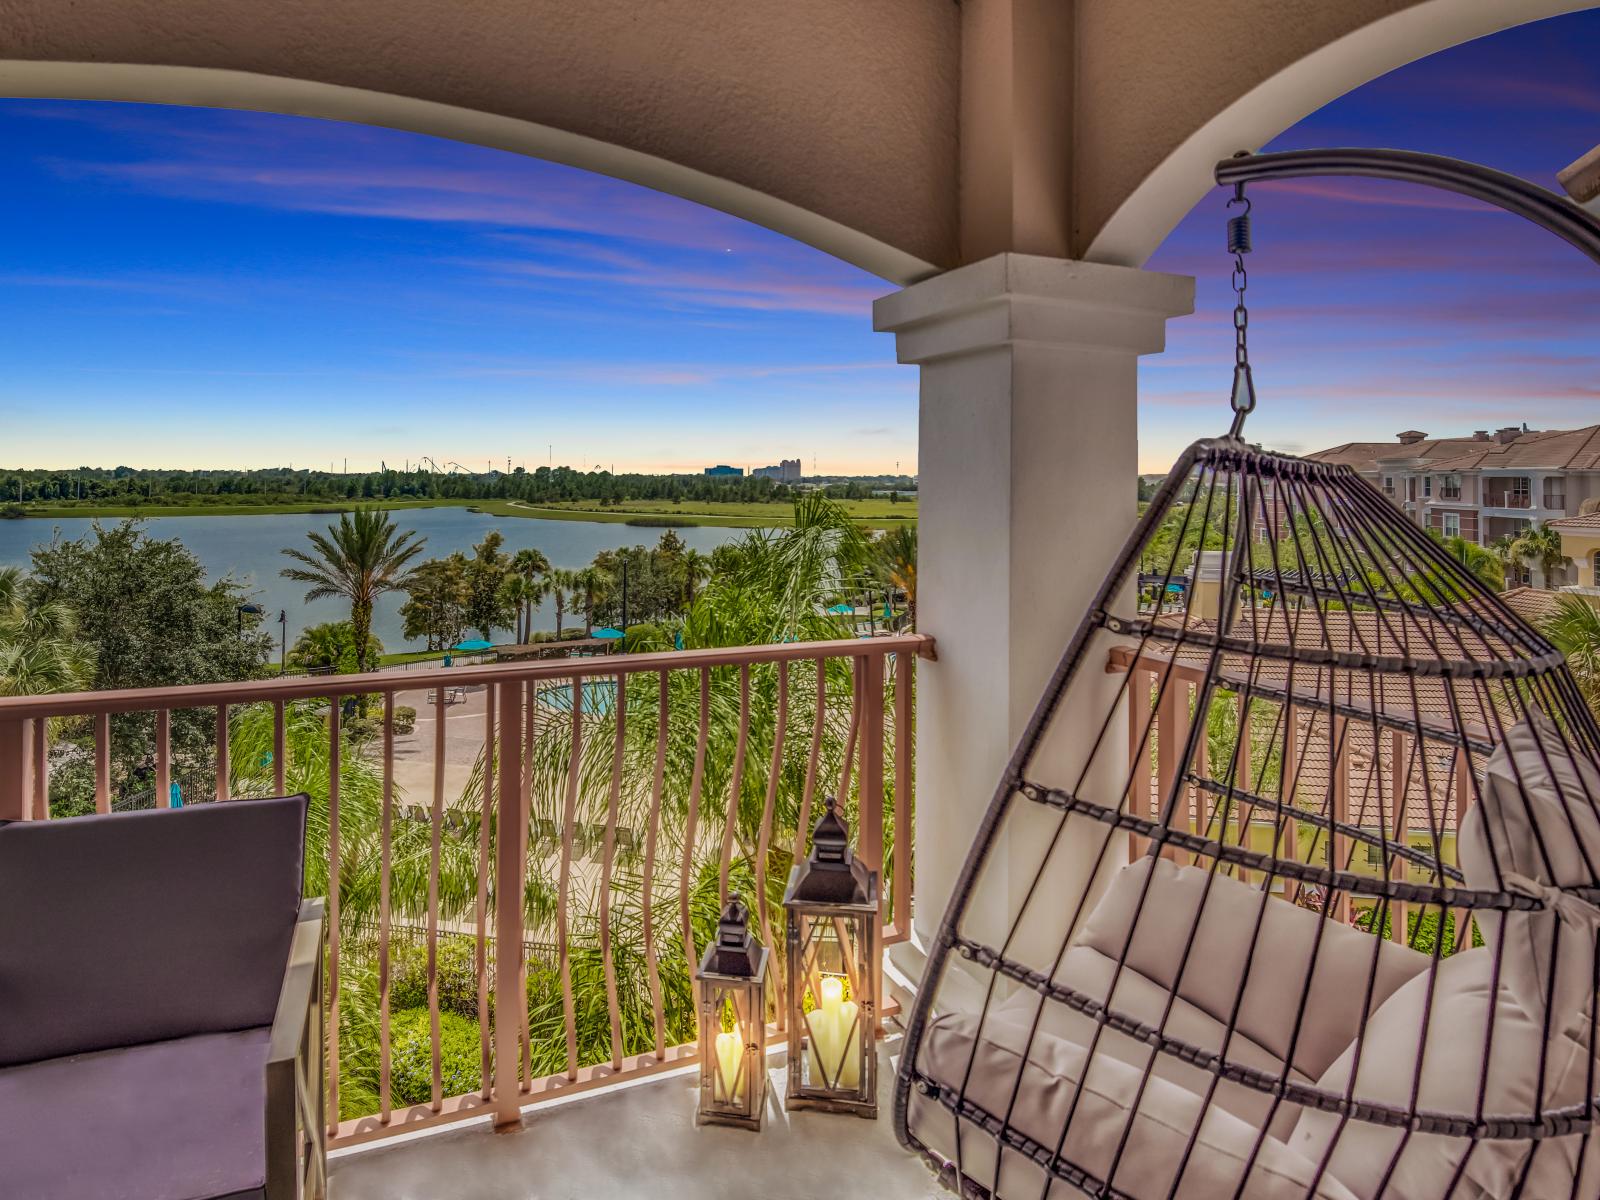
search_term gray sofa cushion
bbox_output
[0,794,308,1066]
[0,1026,272,1200]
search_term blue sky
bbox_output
[1,10,1596,476]
[1142,9,1600,470]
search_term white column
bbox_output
[874,254,1193,957]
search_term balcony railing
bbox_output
[1111,643,1470,945]
[0,633,931,1148]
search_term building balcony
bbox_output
[0,636,934,1196]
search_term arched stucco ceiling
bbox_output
[1080,0,1600,267]
[2,0,1594,284]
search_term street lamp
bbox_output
[278,610,288,674]
[236,603,265,635]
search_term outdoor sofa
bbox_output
[0,793,325,1199]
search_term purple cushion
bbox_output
[0,1027,271,1200]
[0,794,308,1065]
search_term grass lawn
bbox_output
[11,495,917,529]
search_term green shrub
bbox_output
[392,705,417,735]
[390,936,482,1018]
[388,1007,486,1105]
[1353,906,1483,956]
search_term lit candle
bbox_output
[806,976,847,1088]
[714,1027,745,1103]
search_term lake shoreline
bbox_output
[3,496,916,529]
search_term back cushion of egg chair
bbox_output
[1287,947,1594,1200]
[1457,710,1600,1027]
[1077,856,1431,1080]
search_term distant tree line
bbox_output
[0,464,917,509]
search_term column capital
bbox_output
[873,253,1193,364]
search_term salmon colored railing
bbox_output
[0,634,930,1148]
[1110,643,1469,943]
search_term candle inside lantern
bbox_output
[714,1027,745,1102]
[805,975,861,1090]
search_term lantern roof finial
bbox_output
[699,896,767,980]
[786,796,876,907]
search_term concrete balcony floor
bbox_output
[330,1041,944,1200]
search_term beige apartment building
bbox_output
[1308,424,1600,585]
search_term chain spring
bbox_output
[1226,182,1256,438]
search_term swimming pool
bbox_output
[536,679,617,715]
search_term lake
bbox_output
[0,509,746,651]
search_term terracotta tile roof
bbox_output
[1425,425,1600,473]
[1304,439,1489,472]
[1497,585,1566,627]
[1547,511,1600,533]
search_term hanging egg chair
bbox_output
[895,150,1600,1200]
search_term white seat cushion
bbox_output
[1288,947,1594,1200]
[1076,856,1430,1079]
[1015,943,1310,1139]
[914,1007,1360,1200]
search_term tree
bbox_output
[29,519,271,810]
[1544,594,1600,722]
[0,566,94,696]
[873,524,918,630]
[289,621,383,674]
[509,547,552,642]
[546,568,578,638]
[1436,533,1503,592]
[399,555,469,652]
[573,566,613,636]
[1510,523,1569,590]
[679,548,711,608]
[461,531,515,641]
[281,508,425,674]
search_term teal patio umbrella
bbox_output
[454,638,494,652]
[593,627,625,639]
[826,604,855,615]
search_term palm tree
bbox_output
[0,566,94,696]
[679,549,711,608]
[1439,534,1503,592]
[874,524,918,629]
[546,568,578,638]
[1543,594,1600,721]
[281,509,426,675]
[574,566,613,636]
[1511,523,1570,590]
[1489,533,1526,587]
[509,548,551,642]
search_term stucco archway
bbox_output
[1083,0,1600,267]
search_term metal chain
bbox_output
[1226,183,1256,438]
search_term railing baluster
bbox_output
[836,658,862,810]
[681,669,710,983]
[795,657,826,860]
[719,663,750,905]
[492,679,523,1124]
[755,661,787,1029]
[892,650,912,935]
[642,671,669,1061]
[475,684,493,1099]
[379,692,394,1124]
[94,712,110,814]
[426,688,447,1112]
[326,700,341,1137]
[0,718,29,821]
[155,709,170,810]
[273,699,287,796]
[215,704,229,802]
[501,682,530,1094]
[858,654,884,908]
[557,675,583,1082]
[31,716,48,821]
[599,671,627,1071]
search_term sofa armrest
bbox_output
[266,898,326,1200]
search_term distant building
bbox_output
[751,458,802,483]
[704,464,744,477]
[1302,424,1600,587]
